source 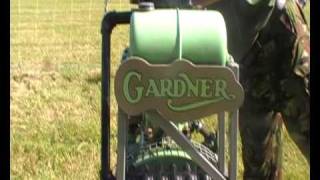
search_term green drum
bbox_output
[129,9,228,65]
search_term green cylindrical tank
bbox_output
[129,9,228,65]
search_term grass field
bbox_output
[10,0,309,179]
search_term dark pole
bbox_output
[100,11,131,180]
[101,19,112,180]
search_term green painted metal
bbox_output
[129,9,228,65]
[133,149,193,167]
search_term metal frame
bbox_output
[148,111,226,180]
[116,110,129,180]
[227,58,240,180]
[100,11,132,180]
[101,10,241,180]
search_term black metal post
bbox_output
[100,11,132,180]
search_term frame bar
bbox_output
[218,112,226,175]
[116,109,129,180]
[101,11,132,180]
[227,58,239,180]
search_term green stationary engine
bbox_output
[100,1,244,180]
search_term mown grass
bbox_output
[10,0,309,179]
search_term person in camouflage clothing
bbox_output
[192,0,310,179]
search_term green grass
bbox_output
[305,1,310,26]
[10,0,309,179]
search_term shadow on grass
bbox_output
[86,72,101,84]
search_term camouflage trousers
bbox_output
[239,0,310,179]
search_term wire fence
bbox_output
[11,0,133,65]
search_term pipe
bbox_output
[100,11,132,180]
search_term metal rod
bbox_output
[100,11,132,180]
[101,21,111,180]
[229,110,238,180]
[116,109,129,180]
[218,112,226,175]
[228,60,239,180]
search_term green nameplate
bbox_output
[115,57,244,122]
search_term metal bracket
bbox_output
[148,110,227,180]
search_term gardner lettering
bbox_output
[123,71,234,104]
